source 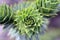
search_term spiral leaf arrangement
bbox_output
[0,4,13,24]
[14,5,43,37]
[36,0,60,17]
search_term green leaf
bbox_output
[14,2,43,37]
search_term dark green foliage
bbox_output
[36,0,60,17]
[0,4,13,24]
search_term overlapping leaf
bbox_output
[0,4,13,24]
[14,3,43,37]
[36,0,60,17]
